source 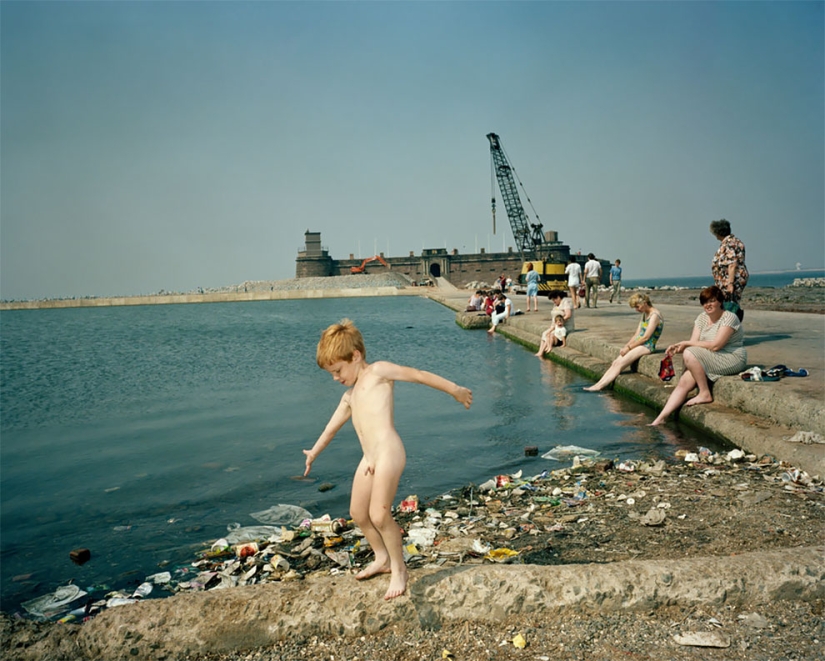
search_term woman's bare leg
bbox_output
[535,331,551,356]
[649,370,697,426]
[585,346,649,391]
[569,286,578,308]
[683,351,713,406]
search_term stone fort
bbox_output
[295,231,582,288]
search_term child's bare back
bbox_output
[303,320,471,601]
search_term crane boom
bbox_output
[487,133,551,263]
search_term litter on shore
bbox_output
[14,446,823,624]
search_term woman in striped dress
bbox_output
[650,286,746,426]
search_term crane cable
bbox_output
[500,143,543,230]
[490,152,496,235]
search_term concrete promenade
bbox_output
[0,285,423,310]
[428,288,825,476]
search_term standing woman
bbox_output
[525,262,540,312]
[584,293,663,391]
[710,219,748,320]
[564,256,582,308]
[650,286,746,426]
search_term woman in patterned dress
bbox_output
[710,219,748,320]
[584,293,663,391]
[649,286,746,426]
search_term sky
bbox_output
[1,1,823,300]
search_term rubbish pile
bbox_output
[17,445,823,625]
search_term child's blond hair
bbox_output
[316,318,366,368]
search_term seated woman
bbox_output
[650,285,746,426]
[549,290,575,331]
[466,290,484,312]
[535,290,575,356]
[487,292,512,334]
[483,291,496,316]
[583,293,663,391]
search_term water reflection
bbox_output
[538,360,577,429]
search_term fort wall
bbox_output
[295,231,575,288]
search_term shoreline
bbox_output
[2,279,823,660]
[2,274,822,313]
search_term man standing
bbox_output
[609,259,623,303]
[583,253,602,308]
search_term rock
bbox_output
[69,549,91,566]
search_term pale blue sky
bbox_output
[2,1,823,299]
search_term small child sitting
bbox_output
[534,315,567,356]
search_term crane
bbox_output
[487,132,572,295]
[487,132,550,262]
[351,255,390,274]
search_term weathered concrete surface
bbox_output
[439,292,825,476]
[0,286,424,310]
[16,547,818,661]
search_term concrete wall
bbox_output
[0,287,424,311]
[292,231,618,289]
[328,251,528,288]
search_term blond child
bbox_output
[534,315,567,356]
[303,319,472,601]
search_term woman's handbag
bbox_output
[659,355,675,381]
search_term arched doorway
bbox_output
[429,263,441,278]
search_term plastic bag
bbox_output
[659,355,675,381]
[249,504,313,527]
[542,445,600,461]
[22,585,87,618]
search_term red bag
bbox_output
[659,355,675,381]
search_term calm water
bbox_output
[0,296,717,613]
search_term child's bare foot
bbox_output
[487,328,495,334]
[685,394,713,407]
[384,567,408,601]
[583,385,600,392]
[355,559,391,581]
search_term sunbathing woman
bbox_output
[584,293,663,391]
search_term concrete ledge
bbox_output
[52,546,823,660]
[429,295,825,475]
[0,287,425,310]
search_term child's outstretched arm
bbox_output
[371,361,472,409]
[303,392,352,476]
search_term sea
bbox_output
[0,293,752,614]
[622,269,825,291]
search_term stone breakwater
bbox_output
[0,273,421,310]
[208,272,413,293]
[790,277,825,287]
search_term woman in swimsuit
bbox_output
[584,293,664,391]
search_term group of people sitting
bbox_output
[465,289,513,335]
[468,219,750,426]
[528,284,746,425]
